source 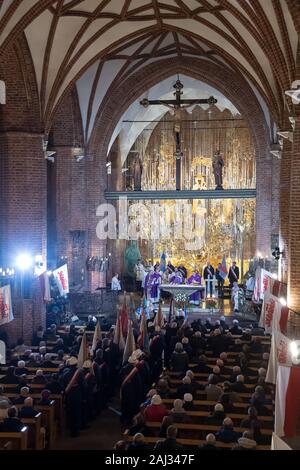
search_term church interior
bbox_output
[0,0,300,454]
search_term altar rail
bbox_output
[105,189,256,201]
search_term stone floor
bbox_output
[53,397,123,450]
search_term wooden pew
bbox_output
[34,401,56,449]
[169,378,257,389]
[169,388,273,402]
[124,435,270,450]
[162,399,273,412]
[145,421,272,439]
[0,426,28,450]
[1,441,13,450]
[20,413,43,450]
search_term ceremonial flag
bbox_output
[218,256,228,280]
[113,314,125,351]
[123,320,136,364]
[0,340,6,364]
[168,298,175,324]
[78,332,89,368]
[92,321,102,352]
[0,285,13,326]
[275,365,300,438]
[120,302,129,338]
[39,271,51,302]
[260,292,289,335]
[53,264,69,296]
[138,310,149,352]
[271,433,292,450]
[160,253,166,273]
[266,331,293,384]
[154,303,164,329]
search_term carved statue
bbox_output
[212,150,224,190]
[132,153,143,191]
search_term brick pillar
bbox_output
[0,132,47,264]
[0,131,47,343]
[85,151,107,291]
[288,117,300,312]
[279,139,292,283]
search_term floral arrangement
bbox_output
[206,298,217,309]
[174,292,189,303]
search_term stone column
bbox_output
[279,139,292,283]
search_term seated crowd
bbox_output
[0,314,272,450]
[115,316,273,451]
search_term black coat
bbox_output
[228,266,240,284]
[154,437,184,452]
[203,266,215,279]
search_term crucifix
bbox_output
[140,78,218,190]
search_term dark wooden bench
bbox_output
[0,426,28,450]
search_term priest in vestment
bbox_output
[147,267,162,303]
[169,268,184,284]
[187,270,202,304]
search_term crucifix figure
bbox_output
[140,77,217,191]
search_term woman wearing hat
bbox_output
[144,394,168,422]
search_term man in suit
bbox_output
[203,262,215,297]
[228,261,239,288]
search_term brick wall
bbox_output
[279,139,292,283]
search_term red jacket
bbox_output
[144,404,168,422]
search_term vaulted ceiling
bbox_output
[0,0,298,140]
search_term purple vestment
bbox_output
[188,273,202,302]
[170,273,184,284]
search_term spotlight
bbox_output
[285,81,300,104]
[271,273,278,280]
[290,340,300,365]
[16,253,33,270]
[279,297,287,306]
[47,270,53,276]
[45,150,56,162]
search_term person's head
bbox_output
[20,387,30,397]
[8,406,17,418]
[66,357,78,367]
[182,337,189,345]
[161,415,173,428]
[36,369,44,377]
[255,385,265,396]
[237,374,245,383]
[206,433,216,445]
[186,370,194,380]
[232,366,241,375]
[114,273,119,279]
[223,417,233,429]
[208,374,218,385]
[133,412,145,426]
[232,261,236,267]
[183,393,193,404]
[146,388,157,399]
[248,407,258,418]
[258,367,266,378]
[24,397,33,408]
[133,433,144,444]
[216,359,224,368]
[114,440,127,451]
[166,425,177,439]
[151,394,162,406]
[214,403,224,413]
[220,352,227,361]
[157,379,168,391]
[175,342,183,353]
[17,360,25,368]
[182,376,191,385]
[41,389,51,401]
[262,352,269,361]
[0,400,9,419]
[212,366,220,375]
[214,329,221,337]
[173,399,184,411]
[39,346,47,355]
[232,319,239,326]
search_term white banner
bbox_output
[260,291,277,333]
[53,264,69,296]
[0,284,14,326]
[260,268,272,299]
[266,330,293,384]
